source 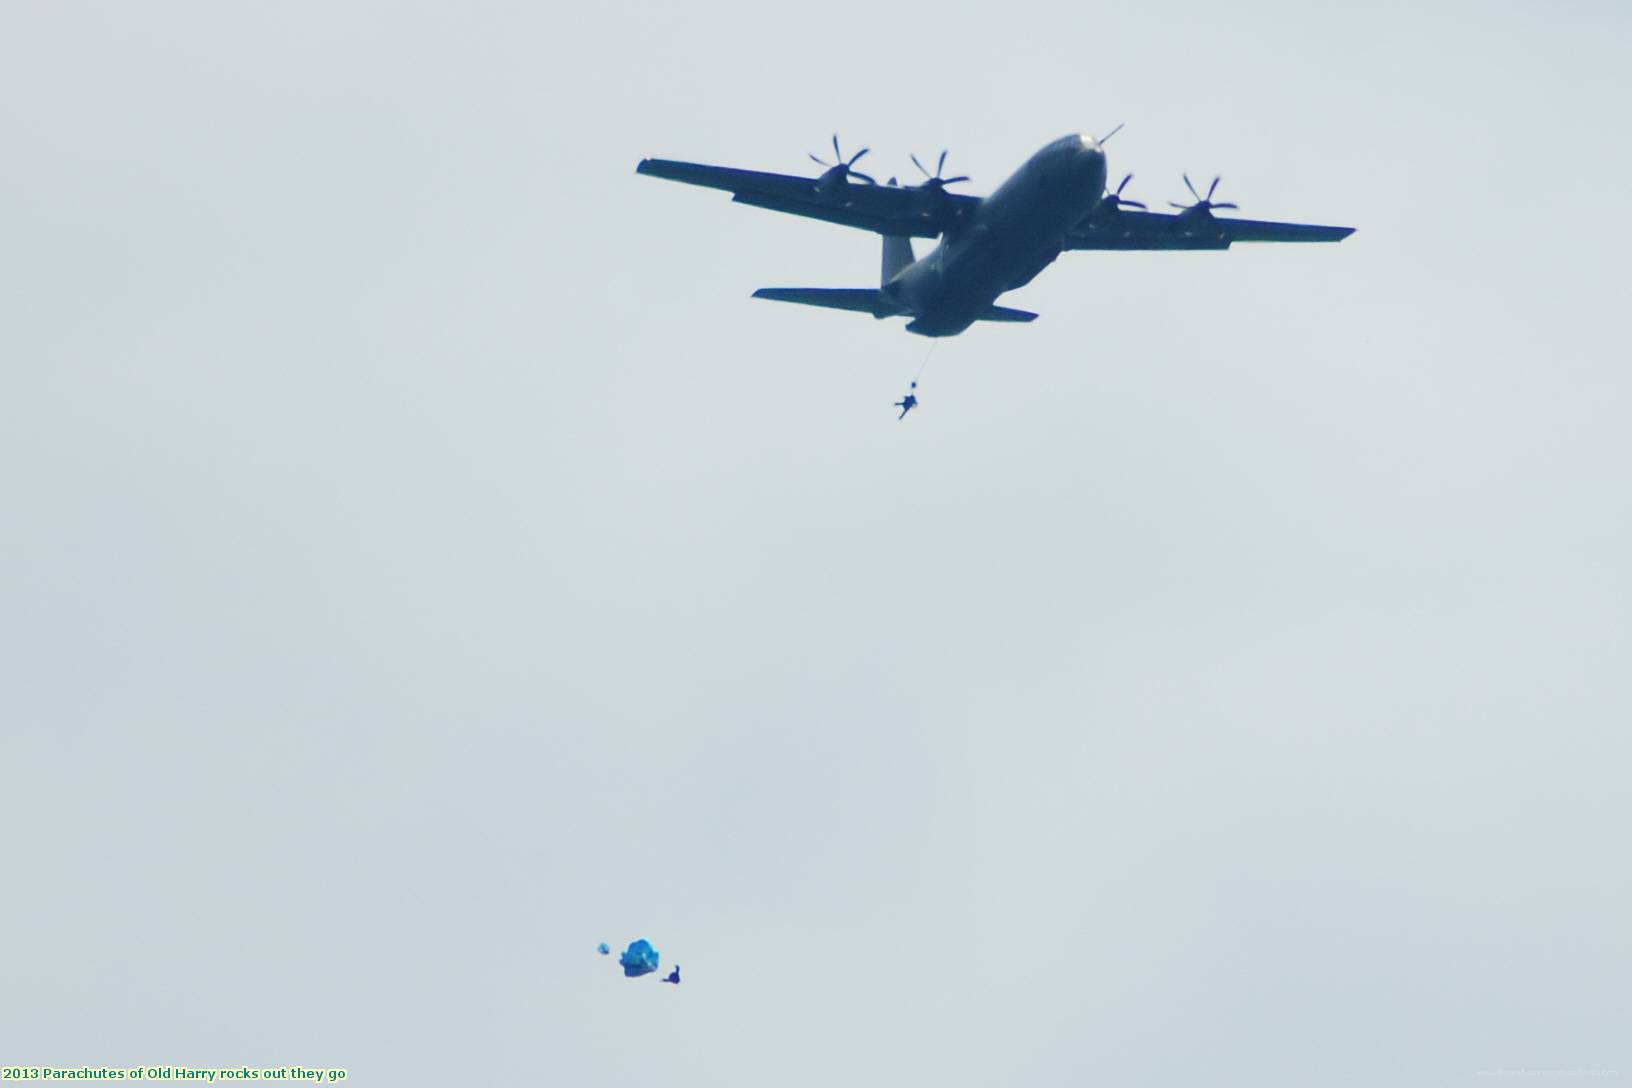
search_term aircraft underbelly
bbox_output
[920,216,1062,330]
[897,151,1102,335]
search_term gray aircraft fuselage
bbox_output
[888,134,1106,336]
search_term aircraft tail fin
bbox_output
[881,236,915,285]
[751,287,905,319]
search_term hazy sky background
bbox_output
[3,1,1629,1084]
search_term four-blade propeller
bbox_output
[809,134,875,185]
[1170,174,1238,213]
[909,149,971,192]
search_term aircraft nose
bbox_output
[1075,134,1107,188]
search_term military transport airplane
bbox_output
[636,131,1353,337]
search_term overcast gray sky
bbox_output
[3,1,1629,1084]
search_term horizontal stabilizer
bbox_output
[978,304,1038,323]
[751,288,1035,326]
[751,288,903,319]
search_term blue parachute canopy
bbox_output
[597,942,610,955]
[618,939,661,978]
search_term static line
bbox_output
[913,341,939,386]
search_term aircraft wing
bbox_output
[636,158,976,240]
[1065,208,1354,251]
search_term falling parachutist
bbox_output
[895,381,919,420]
